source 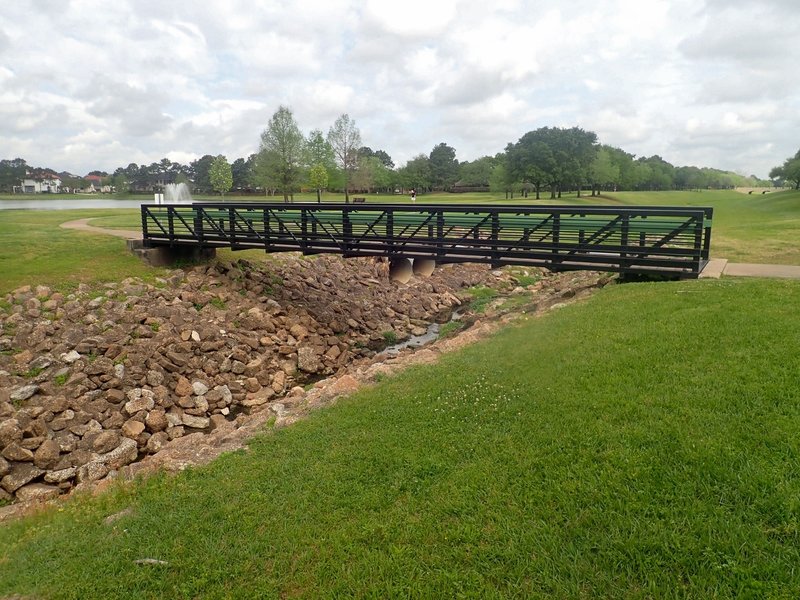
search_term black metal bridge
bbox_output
[140,202,713,278]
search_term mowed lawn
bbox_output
[2,277,800,598]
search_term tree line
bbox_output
[1,106,787,198]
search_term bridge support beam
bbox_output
[412,258,436,277]
[389,258,413,284]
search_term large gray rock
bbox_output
[145,409,168,433]
[44,466,77,483]
[93,431,121,454]
[77,461,109,484]
[124,389,155,415]
[181,414,210,429]
[10,384,39,402]
[192,381,209,396]
[0,420,23,448]
[122,420,146,438]
[1,463,44,493]
[15,483,61,502]
[297,346,322,373]
[2,442,34,462]
[96,437,138,470]
[33,439,61,469]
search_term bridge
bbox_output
[140,202,713,278]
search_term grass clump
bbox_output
[381,330,397,344]
[464,285,499,313]
[438,320,464,338]
[209,298,227,310]
[21,366,44,379]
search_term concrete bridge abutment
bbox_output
[127,240,216,267]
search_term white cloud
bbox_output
[0,0,796,177]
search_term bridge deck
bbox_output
[141,202,713,278]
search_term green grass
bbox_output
[603,189,800,264]
[2,278,800,597]
[464,285,500,313]
[0,209,167,294]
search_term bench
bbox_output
[352,197,366,204]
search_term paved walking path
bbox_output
[700,258,800,279]
[59,218,800,280]
[59,218,142,240]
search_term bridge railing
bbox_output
[141,202,712,277]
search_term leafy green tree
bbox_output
[429,142,459,190]
[190,155,215,193]
[304,129,336,200]
[256,106,305,202]
[306,130,336,170]
[327,114,362,203]
[209,155,233,197]
[308,164,329,202]
[588,147,619,195]
[457,156,497,187]
[489,162,511,196]
[638,156,675,190]
[0,158,27,192]
[231,157,251,190]
[397,154,432,192]
[111,172,130,194]
[374,150,394,169]
[352,156,393,193]
[506,134,554,199]
[358,147,394,170]
[770,151,800,189]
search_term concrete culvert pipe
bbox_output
[389,258,413,283]
[412,258,436,277]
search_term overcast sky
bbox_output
[1,0,796,178]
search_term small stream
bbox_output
[378,308,464,358]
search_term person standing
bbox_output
[410,189,416,203]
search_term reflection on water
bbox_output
[0,197,196,211]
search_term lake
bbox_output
[0,197,194,211]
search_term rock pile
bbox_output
[0,254,521,504]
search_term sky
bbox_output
[0,0,797,178]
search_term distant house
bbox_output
[78,174,113,193]
[20,172,61,193]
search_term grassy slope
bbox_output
[2,278,800,598]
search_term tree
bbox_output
[304,129,336,201]
[457,156,497,188]
[306,130,336,170]
[352,156,392,193]
[308,164,329,202]
[429,142,459,190]
[327,114,362,203]
[588,147,620,195]
[397,154,432,192]
[374,150,394,169]
[231,157,251,190]
[770,150,800,189]
[357,147,394,169]
[190,155,215,193]
[209,155,232,197]
[111,172,130,194]
[0,158,27,192]
[256,105,305,202]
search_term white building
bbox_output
[21,173,61,193]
